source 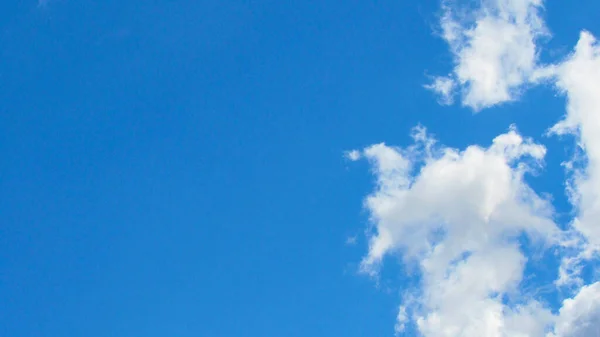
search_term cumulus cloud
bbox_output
[354,126,600,335]
[352,1,600,335]
[550,282,600,337]
[551,32,600,250]
[534,31,600,290]
[427,0,549,110]
[360,126,555,270]
[356,126,561,335]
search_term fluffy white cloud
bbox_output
[357,126,561,336]
[525,31,600,288]
[354,1,600,335]
[551,31,600,253]
[428,0,548,110]
[550,282,600,337]
[360,126,555,270]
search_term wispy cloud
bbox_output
[344,149,362,161]
[345,235,358,246]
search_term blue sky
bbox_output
[1,1,600,336]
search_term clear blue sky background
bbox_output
[1,1,599,336]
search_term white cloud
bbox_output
[353,2,600,335]
[550,282,600,337]
[551,31,600,252]
[429,0,549,110]
[345,149,362,161]
[356,126,561,335]
[531,30,600,287]
[345,235,358,246]
[425,76,456,105]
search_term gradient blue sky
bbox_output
[2,1,600,336]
